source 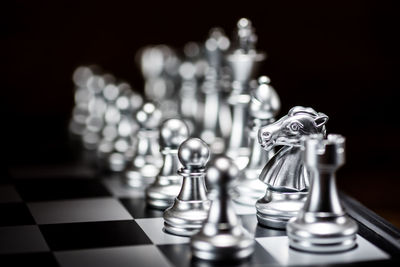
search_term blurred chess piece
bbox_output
[287,134,358,252]
[226,18,266,170]
[125,102,163,187]
[146,119,189,210]
[163,138,211,236]
[233,76,280,206]
[191,156,254,261]
[256,106,328,229]
[200,28,230,154]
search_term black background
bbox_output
[3,1,400,225]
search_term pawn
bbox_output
[146,119,190,210]
[163,138,211,236]
[125,102,163,187]
[287,134,358,253]
[191,156,254,261]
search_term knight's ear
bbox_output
[315,113,329,128]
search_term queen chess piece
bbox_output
[125,102,163,187]
[191,155,255,261]
[226,18,266,170]
[146,119,190,210]
[287,134,358,253]
[256,106,329,229]
[163,138,211,236]
[233,76,280,206]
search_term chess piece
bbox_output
[200,28,230,154]
[163,138,211,236]
[125,102,163,187]
[234,76,280,206]
[256,106,328,229]
[226,18,266,170]
[191,155,254,261]
[287,134,358,253]
[146,119,190,210]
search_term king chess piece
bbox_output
[287,134,358,253]
[125,102,163,187]
[163,138,211,236]
[191,155,254,261]
[233,76,280,206]
[256,106,328,229]
[226,18,266,170]
[146,119,190,210]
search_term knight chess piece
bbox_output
[125,102,163,187]
[146,119,190,210]
[256,106,329,229]
[287,134,358,253]
[163,138,211,236]
[191,156,255,261]
[233,76,280,206]
[226,18,266,170]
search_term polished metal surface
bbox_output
[226,18,266,169]
[146,119,189,210]
[234,76,280,206]
[256,106,329,228]
[287,134,358,253]
[191,156,254,261]
[125,102,163,187]
[163,138,211,236]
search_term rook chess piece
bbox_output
[146,118,190,210]
[287,134,358,253]
[256,106,328,229]
[163,138,211,236]
[191,156,254,261]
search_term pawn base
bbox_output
[146,179,182,210]
[233,177,266,206]
[125,164,158,187]
[287,212,358,253]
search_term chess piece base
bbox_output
[125,165,158,187]
[163,199,210,237]
[233,176,266,206]
[287,212,358,253]
[146,176,182,210]
[256,190,307,229]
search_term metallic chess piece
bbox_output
[256,106,329,229]
[146,119,190,210]
[191,156,255,261]
[233,76,280,206]
[200,28,230,154]
[163,138,211,236]
[125,102,163,187]
[287,134,358,253]
[226,18,266,170]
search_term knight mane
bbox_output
[288,106,319,117]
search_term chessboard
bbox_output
[2,154,400,267]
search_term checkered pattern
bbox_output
[0,164,391,267]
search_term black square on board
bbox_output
[16,178,111,202]
[120,198,164,219]
[0,203,35,226]
[0,252,59,267]
[40,220,151,251]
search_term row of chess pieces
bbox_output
[69,18,358,260]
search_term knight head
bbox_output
[258,106,328,151]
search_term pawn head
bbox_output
[178,138,210,170]
[160,119,189,149]
[206,156,239,190]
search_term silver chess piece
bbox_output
[163,138,211,236]
[226,18,266,170]
[234,76,280,206]
[200,28,230,154]
[287,134,358,253]
[125,102,163,187]
[256,106,328,229]
[191,155,254,261]
[146,119,190,210]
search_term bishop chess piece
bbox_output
[191,156,254,261]
[256,106,328,229]
[163,138,211,236]
[146,119,190,210]
[226,18,266,170]
[125,102,163,187]
[233,76,280,206]
[287,134,358,253]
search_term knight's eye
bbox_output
[289,122,301,132]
